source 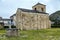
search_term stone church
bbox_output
[16,3,51,30]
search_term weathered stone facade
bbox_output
[16,3,51,30]
[16,11,51,30]
[0,22,4,29]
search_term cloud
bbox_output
[0,0,60,18]
[44,0,50,2]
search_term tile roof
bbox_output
[18,8,47,14]
[10,3,47,17]
[10,8,48,17]
[10,14,16,17]
[32,3,46,7]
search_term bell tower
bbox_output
[32,3,46,12]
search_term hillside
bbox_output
[0,29,60,40]
[49,10,60,21]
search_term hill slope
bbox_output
[49,10,60,21]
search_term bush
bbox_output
[51,25,60,28]
[4,26,9,29]
[11,25,16,28]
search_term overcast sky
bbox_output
[0,0,60,18]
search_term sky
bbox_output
[0,0,60,18]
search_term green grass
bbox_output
[0,28,60,40]
[0,30,6,34]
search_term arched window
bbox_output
[41,8,44,12]
[35,8,37,10]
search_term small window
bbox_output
[35,8,37,10]
[41,8,44,11]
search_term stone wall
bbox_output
[0,23,4,29]
[16,10,51,30]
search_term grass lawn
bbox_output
[0,28,60,40]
